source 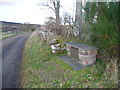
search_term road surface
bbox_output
[0,32,32,88]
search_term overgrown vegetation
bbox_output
[84,2,119,58]
[21,32,118,88]
[21,1,119,88]
[82,3,119,84]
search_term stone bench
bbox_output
[66,42,97,66]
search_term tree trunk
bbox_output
[53,0,61,35]
[53,0,60,23]
[74,0,82,37]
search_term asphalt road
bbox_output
[1,32,32,88]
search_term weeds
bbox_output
[21,32,118,88]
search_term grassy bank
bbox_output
[21,31,118,88]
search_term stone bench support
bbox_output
[66,42,97,66]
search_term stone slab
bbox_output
[59,56,84,71]
[66,42,97,51]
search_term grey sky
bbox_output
[0,0,75,24]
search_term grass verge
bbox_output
[0,32,28,40]
[21,31,118,88]
[1,34,16,40]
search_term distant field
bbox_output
[0,31,25,40]
[0,33,16,40]
[0,30,14,40]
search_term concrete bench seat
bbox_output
[66,42,97,66]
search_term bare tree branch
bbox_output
[38,3,55,12]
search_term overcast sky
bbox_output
[0,0,75,24]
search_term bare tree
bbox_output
[40,0,61,34]
[45,17,56,31]
[40,0,60,23]
[62,12,74,28]
[62,12,69,25]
